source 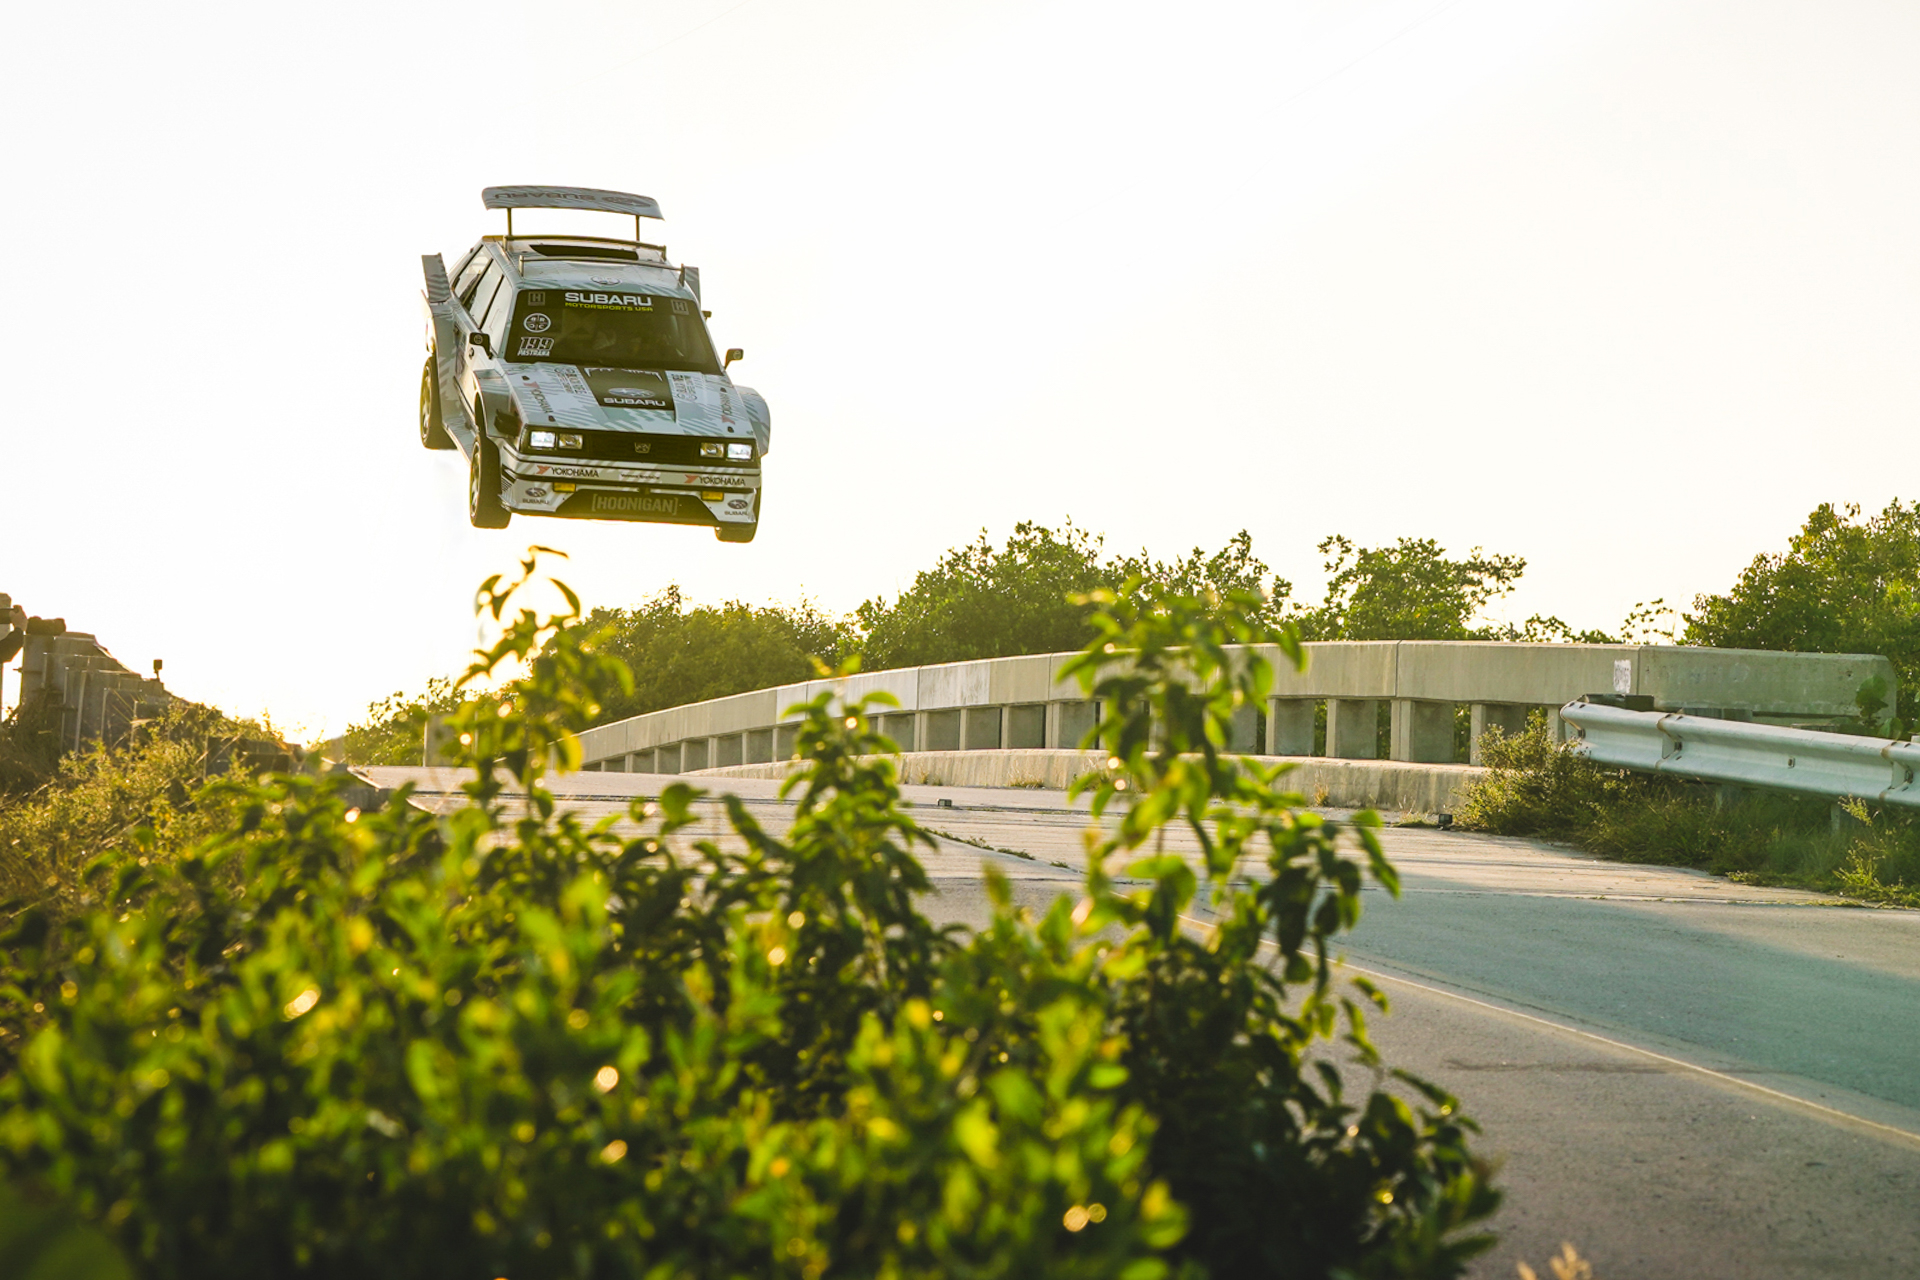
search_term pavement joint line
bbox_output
[1177,911,1920,1151]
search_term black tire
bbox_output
[716,522,757,544]
[468,414,511,529]
[419,358,454,450]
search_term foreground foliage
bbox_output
[1,553,1495,1277]
[1457,722,1920,906]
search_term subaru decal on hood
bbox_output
[503,362,765,447]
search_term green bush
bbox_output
[1456,722,1920,903]
[854,522,1289,671]
[1452,722,1623,838]
[1685,499,1920,732]
[0,704,268,926]
[1,691,67,800]
[0,553,1495,1277]
[331,677,464,766]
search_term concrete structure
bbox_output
[570,641,1896,777]
[6,601,173,752]
[694,748,1484,815]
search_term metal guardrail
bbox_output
[1563,701,1920,808]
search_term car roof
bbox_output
[481,237,698,302]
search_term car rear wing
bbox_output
[482,185,663,242]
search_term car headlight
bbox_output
[700,442,725,458]
[527,430,583,450]
[726,442,754,461]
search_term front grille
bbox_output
[520,430,755,466]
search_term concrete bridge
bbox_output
[1,591,174,753]
[562,640,1894,812]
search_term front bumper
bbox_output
[501,450,760,526]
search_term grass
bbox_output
[0,704,272,923]
[1455,723,1920,907]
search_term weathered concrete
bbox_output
[1325,697,1380,759]
[1268,698,1316,755]
[1390,698,1454,764]
[567,642,1898,772]
[691,749,1487,815]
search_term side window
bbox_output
[474,272,508,334]
[460,258,499,315]
[483,283,518,350]
[450,247,486,300]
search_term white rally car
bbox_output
[420,186,769,540]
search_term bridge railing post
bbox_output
[1267,697,1315,756]
[1325,698,1380,759]
[1390,699,1456,763]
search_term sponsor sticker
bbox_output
[535,465,602,478]
[522,291,547,306]
[584,367,673,411]
[592,493,679,515]
[522,312,551,333]
[564,290,653,310]
[517,335,555,356]
[671,298,690,314]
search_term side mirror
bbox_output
[467,331,492,355]
[724,347,744,369]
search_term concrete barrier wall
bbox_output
[689,749,1487,816]
[5,598,174,752]
[568,641,1896,775]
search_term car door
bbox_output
[456,260,507,442]
[421,254,468,434]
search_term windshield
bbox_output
[505,287,719,374]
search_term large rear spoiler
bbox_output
[481,185,663,241]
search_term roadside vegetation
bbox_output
[1684,499,1919,735]
[335,521,1600,763]
[0,552,1497,1278]
[1456,721,1920,907]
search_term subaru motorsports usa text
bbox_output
[420,185,769,540]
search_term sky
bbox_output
[2,0,1915,740]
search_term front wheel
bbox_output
[419,358,454,450]
[468,427,510,529]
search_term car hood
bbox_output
[502,362,768,454]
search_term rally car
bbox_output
[419,185,769,540]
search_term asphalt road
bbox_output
[365,766,1920,1277]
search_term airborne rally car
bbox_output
[420,186,769,539]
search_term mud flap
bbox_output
[421,254,474,437]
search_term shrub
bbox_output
[0,690,66,800]
[1685,499,1920,732]
[1456,723,1920,901]
[1452,722,1621,837]
[0,552,1496,1277]
[0,703,269,927]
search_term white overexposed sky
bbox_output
[2,0,1915,740]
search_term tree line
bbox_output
[335,500,1919,762]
